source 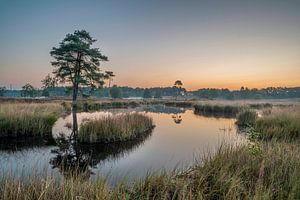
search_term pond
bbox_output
[0,105,246,185]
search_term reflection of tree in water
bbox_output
[172,114,182,124]
[50,109,152,180]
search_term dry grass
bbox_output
[0,103,64,138]
[78,112,154,143]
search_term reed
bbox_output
[78,112,154,143]
[0,103,64,138]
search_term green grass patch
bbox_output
[78,113,154,143]
[236,109,258,127]
[255,113,300,141]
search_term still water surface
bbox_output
[0,106,245,184]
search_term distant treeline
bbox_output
[2,86,300,99]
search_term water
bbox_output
[0,105,245,185]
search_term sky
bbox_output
[0,0,299,90]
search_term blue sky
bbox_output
[0,0,300,89]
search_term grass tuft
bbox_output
[78,112,154,143]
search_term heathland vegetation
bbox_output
[0,105,299,199]
[0,103,64,139]
[78,113,154,143]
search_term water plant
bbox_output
[78,112,154,143]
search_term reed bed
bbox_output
[0,103,64,138]
[194,104,241,117]
[78,113,154,143]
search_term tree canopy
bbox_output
[50,30,109,102]
[0,87,5,97]
[21,83,36,97]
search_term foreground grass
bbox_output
[78,112,154,143]
[1,141,299,200]
[0,103,64,138]
[1,104,299,199]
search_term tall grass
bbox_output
[236,109,257,127]
[78,113,154,143]
[1,142,299,200]
[194,104,241,117]
[254,108,300,141]
[0,103,64,138]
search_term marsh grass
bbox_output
[1,141,299,200]
[194,104,241,118]
[1,103,300,199]
[254,107,300,141]
[78,113,154,143]
[236,109,258,128]
[0,103,64,138]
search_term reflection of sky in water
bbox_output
[0,108,246,185]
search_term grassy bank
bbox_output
[78,113,154,143]
[0,103,64,139]
[254,107,300,141]
[1,141,299,200]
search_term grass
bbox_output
[0,102,299,199]
[78,112,154,143]
[254,107,300,141]
[0,103,64,139]
[194,104,241,117]
[236,109,258,127]
[1,141,299,200]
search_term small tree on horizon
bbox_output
[0,86,6,97]
[21,83,36,97]
[50,30,109,106]
[109,85,122,99]
[173,80,184,99]
[41,74,57,97]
